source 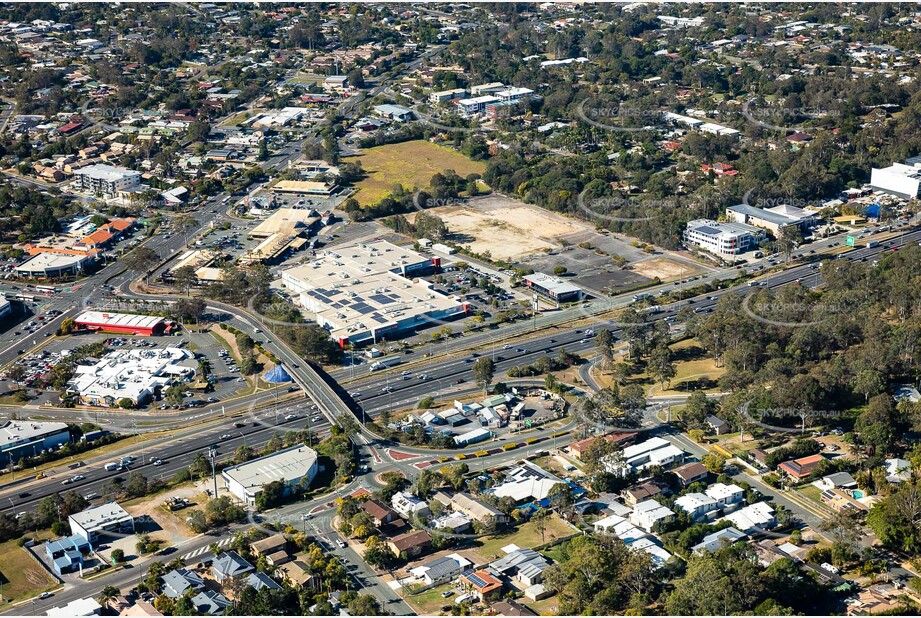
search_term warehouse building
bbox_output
[0,420,70,467]
[222,443,318,506]
[68,502,134,543]
[74,311,172,336]
[523,272,583,303]
[870,161,921,199]
[66,347,196,407]
[683,219,765,256]
[271,180,337,197]
[73,164,141,197]
[281,240,467,347]
[241,208,320,265]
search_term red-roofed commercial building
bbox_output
[75,311,172,336]
[778,454,825,479]
[74,228,114,250]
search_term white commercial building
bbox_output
[684,219,765,256]
[46,597,102,617]
[66,347,196,407]
[870,162,921,199]
[456,95,500,117]
[281,240,467,347]
[73,164,141,197]
[523,272,583,303]
[726,203,818,235]
[15,252,94,278]
[222,443,318,506]
[0,420,70,467]
[68,502,134,542]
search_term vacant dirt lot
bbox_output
[412,195,584,261]
[631,257,705,281]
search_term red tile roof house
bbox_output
[778,454,825,480]
[701,162,739,177]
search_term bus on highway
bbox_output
[34,285,55,294]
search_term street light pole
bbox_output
[208,445,218,498]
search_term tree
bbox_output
[125,246,160,283]
[440,463,469,491]
[164,384,184,407]
[124,471,148,498]
[255,480,286,511]
[595,329,615,371]
[110,548,125,564]
[647,344,677,391]
[171,266,199,296]
[532,507,550,545]
[174,297,206,322]
[701,452,726,474]
[347,594,383,616]
[472,357,495,394]
[57,317,76,335]
[97,585,120,607]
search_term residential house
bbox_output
[245,572,282,591]
[675,493,718,521]
[706,415,730,435]
[489,461,567,503]
[492,599,537,616]
[211,551,254,584]
[391,491,431,521]
[435,491,509,525]
[250,533,290,566]
[885,458,912,483]
[363,499,399,527]
[191,591,231,616]
[409,553,471,586]
[162,568,204,598]
[672,462,708,488]
[489,547,550,586]
[718,502,776,533]
[460,569,503,602]
[623,482,662,507]
[821,487,868,513]
[630,499,675,532]
[705,483,745,508]
[569,432,635,459]
[778,454,825,480]
[816,472,858,490]
[387,530,432,559]
[691,527,747,553]
[593,514,648,544]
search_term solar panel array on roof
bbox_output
[352,302,374,315]
[698,225,720,235]
[370,293,394,304]
[466,572,488,588]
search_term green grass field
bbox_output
[474,514,575,561]
[0,539,58,604]
[344,140,486,207]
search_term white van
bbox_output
[104,462,118,471]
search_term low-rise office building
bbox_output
[522,272,583,303]
[222,443,318,506]
[725,203,818,235]
[683,219,765,256]
[68,502,134,543]
[870,161,921,199]
[0,420,70,467]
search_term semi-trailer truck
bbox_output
[370,357,402,371]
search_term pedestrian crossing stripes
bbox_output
[181,536,230,562]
